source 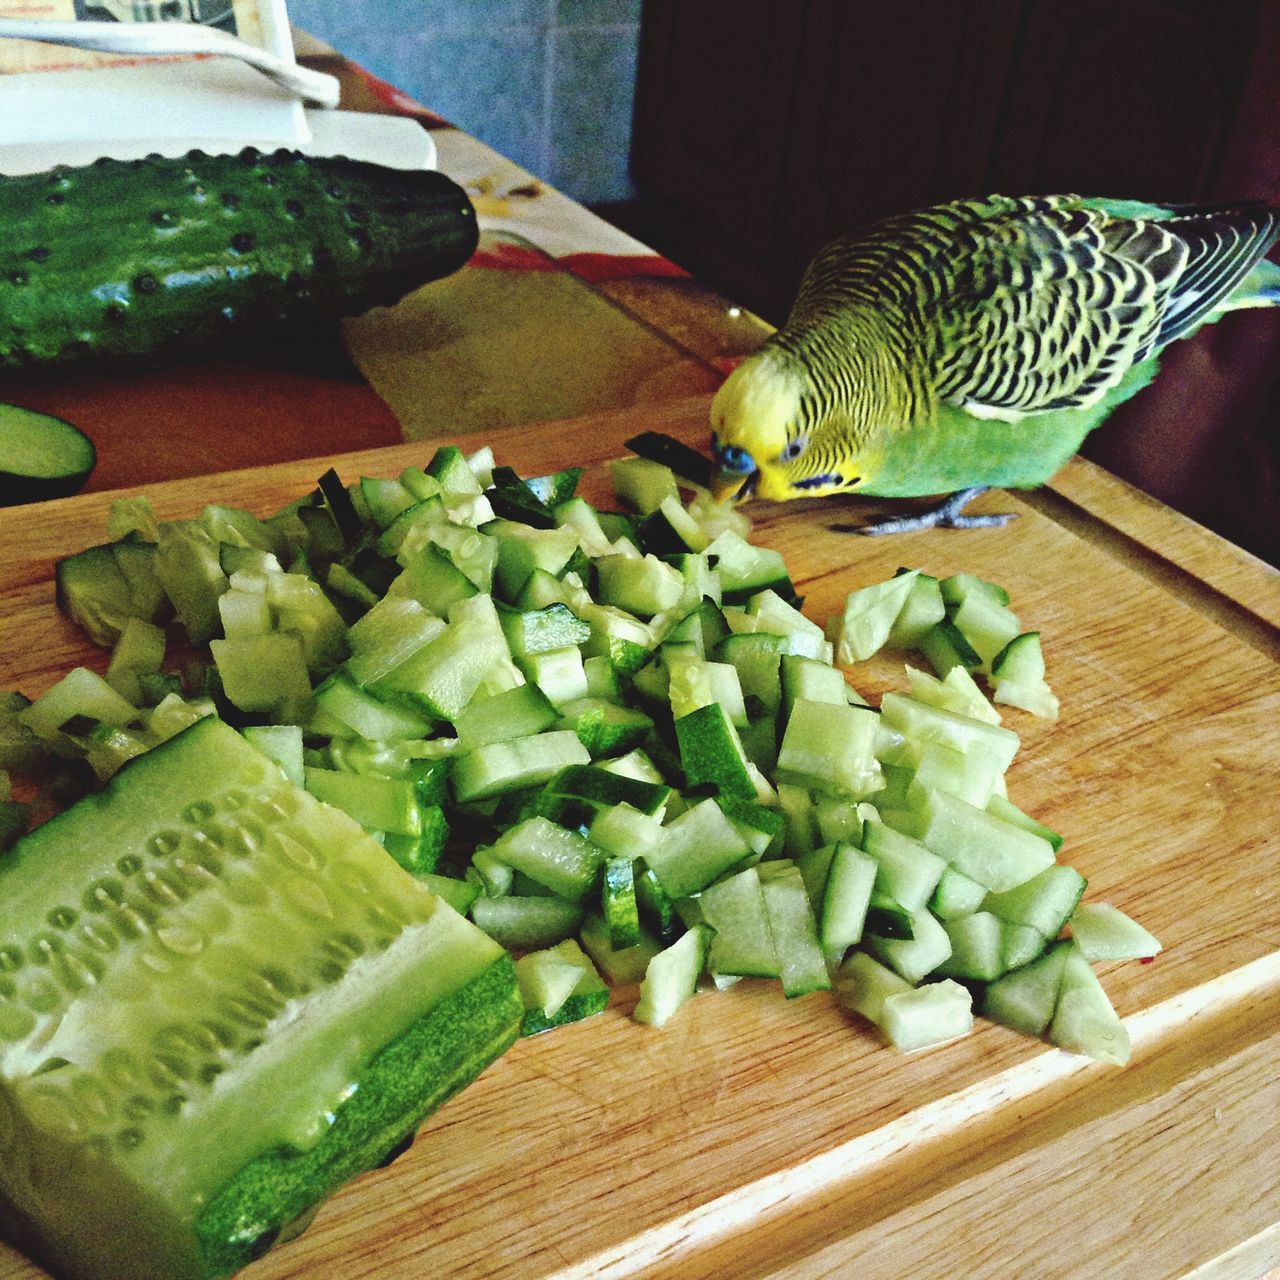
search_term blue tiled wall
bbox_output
[289,0,641,204]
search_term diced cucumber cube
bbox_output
[634,924,711,1026]
[588,802,667,860]
[929,865,989,919]
[1001,922,1048,971]
[949,592,1021,674]
[212,632,312,721]
[1048,945,1130,1065]
[601,855,642,949]
[819,842,878,955]
[558,697,654,757]
[919,619,984,678]
[492,816,605,902]
[983,863,1086,939]
[700,867,779,979]
[863,905,952,983]
[982,939,1071,1037]
[611,456,680,514]
[881,979,974,1052]
[836,570,919,662]
[887,572,946,649]
[105,616,167,704]
[780,653,849,718]
[776,700,882,799]
[834,950,913,1025]
[862,818,948,913]
[915,787,1056,892]
[675,702,757,800]
[452,731,590,803]
[470,895,584,950]
[455,683,559,751]
[986,793,1064,852]
[904,663,1002,725]
[499,602,591,658]
[760,863,831,997]
[935,911,1006,981]
[1068,903,1162,961]
[643,798,751,900]
[880,692,1020,773]
[579,911,664,986]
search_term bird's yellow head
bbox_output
[709,348,863,502]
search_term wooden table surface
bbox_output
[1,395,1277,1280]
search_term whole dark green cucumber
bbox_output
[0,146,479,371]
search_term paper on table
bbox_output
[341,231,723,440]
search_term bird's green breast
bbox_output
[858,357,1160,498]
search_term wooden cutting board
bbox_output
[1,396,1277,1280]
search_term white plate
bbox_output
[0,63,436,174]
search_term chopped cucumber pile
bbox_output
[3,442,1156,1075]
[837,567,1060,720]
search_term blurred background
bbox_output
[287,0,1279,562]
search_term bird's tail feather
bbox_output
[1220,256,1280,311]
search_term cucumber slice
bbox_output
[0,402,95,504]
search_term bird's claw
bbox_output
[834,487,1017,536]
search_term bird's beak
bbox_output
[710,469,752,504]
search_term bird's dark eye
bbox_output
[712,435,757,474]
[780,435,808,462]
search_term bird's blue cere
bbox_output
[712,434,756,474]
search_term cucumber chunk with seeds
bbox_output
[0,716,520,1280]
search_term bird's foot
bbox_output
[835,487,1017,536]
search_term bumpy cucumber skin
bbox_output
[195,954,522,1279]
[0,148,479,372]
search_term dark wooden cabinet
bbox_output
[628,0,1280,561]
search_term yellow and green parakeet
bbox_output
[709,195,1280,534]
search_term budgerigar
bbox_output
[709,195,1280,534]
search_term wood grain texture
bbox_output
[1,395,1276,1280]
